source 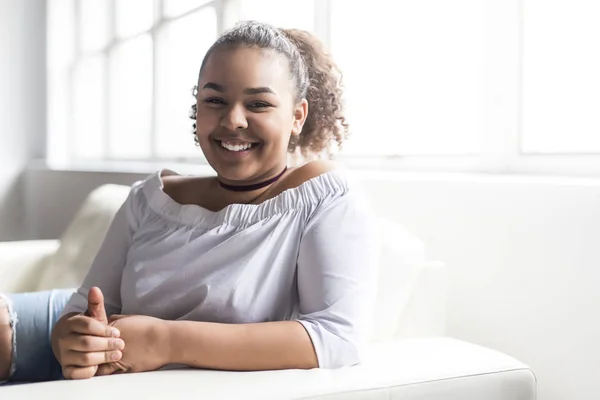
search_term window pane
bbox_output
[115,0,154,38]
[73,57,105,159]
[331,0,484,156]
[47,72,71,164]
[155,8,217,159]
[109,35,153,158]
[163,0,213,18]
[237,0,315,32]
[521,0,600,154]
[48,0,74,71]
[80,0,109,51]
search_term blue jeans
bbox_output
[0,289,74,384]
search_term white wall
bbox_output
[0,0,46,240]
[24,168,600,400]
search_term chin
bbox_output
[216,166,256,182]
[202,154,256,182]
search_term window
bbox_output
[47,0,600,175]
[331,0,485,156]
[47,0,218,162]
[521,0,600,154]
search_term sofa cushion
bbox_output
[35,184,131,291]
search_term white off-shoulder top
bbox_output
[61,168,378,368]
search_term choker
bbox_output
[218,167,288,192]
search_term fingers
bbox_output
[59,333,124,379]
[68,335,125,352]
[63,349,123,367]
[96,363,121,377]
[57,308,124,380]
[87,287,108,324]
[63,365,98,380]
[69,315,120,338]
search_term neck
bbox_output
[218,166,288,193]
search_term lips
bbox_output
[212,138,262,157]
[220,140,256,151]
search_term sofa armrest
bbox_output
[0,240,60,293]
[1,338,536,400]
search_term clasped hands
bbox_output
[52,287,171,379]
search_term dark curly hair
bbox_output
[189,21,349,158]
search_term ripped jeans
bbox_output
[0,289,73,384]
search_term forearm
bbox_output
[165,320,318,371]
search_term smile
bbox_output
[214,139,261,153]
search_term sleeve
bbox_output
[59,181,142,318]
[296,190,379,369]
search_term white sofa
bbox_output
[0,184,536,399]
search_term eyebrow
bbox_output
[201,82,276,96]
[202,82,226,92]
[243,87,276,95]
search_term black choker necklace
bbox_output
[218,167,288,192]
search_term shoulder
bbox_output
[279,160,339,190]
[157,169,213,205]
[294,159,338,179]
[291,161,371,214]
[157,170,184,201]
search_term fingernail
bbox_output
[111,328,120,337]
[112,352,121,361]
[116,339,125,349]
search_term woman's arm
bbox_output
[96,316,316,374]
[166,320,317,370]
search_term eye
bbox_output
[204,97,225,105]
[249,101,271,109]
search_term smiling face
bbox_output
[195,46,308,185]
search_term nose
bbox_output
[220,104,248,131]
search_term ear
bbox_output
[291,99,308,137]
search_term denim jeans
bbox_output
[0,289,74,384]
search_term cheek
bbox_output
[195,112,217,136]
[250,113,293,142]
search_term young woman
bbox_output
[0,21,377,383]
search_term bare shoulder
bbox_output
[160,170,211,205]
[296,160,338,179]
[279,160,338,190]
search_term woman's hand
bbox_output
[95,314,171,376]
[51,288,125,380]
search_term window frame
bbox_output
[46,0,600,177]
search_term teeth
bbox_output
[220,141,254,152]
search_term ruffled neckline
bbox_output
[140,168,349,227]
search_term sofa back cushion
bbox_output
[370,217,427,341]
[35,184,131,291]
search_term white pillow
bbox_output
[370,217,427,341]
[35,184,131,291]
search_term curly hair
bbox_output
[190,21,349,158]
